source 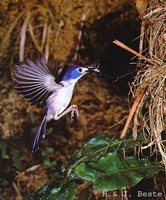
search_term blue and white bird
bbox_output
[13,57,100,152]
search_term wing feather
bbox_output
[24,87,47,99]
[17,85,46,95]
[15,66,45,77]
[13,57,61,108]
[20,64,46,76]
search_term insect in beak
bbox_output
[87,62,101,75]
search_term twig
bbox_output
[108,117,127,130]
[19,12,31,62]
[138,16,153,26]
[12,182,22,200]
[28,22,42,52]
[120,90,144,139]
[113,39,155,65]
[0,11,23,59]
[16,164,41,178]
[45,25,51,62]
[73,14,86,62]
[77,181,92,199]
[112,70,135,82]
[41,21,48,51]
[113,39,154,139]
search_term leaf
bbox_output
[75,152,162,190]
[42,147,54,156]
[0,140,7,159]
[11,148,21,170]
[29,113,36,125]
[43,159,56,168]
[30,133,162,199]
[30,175,78,200]
[73,133,145,162]
[0,139,21,170]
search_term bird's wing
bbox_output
[13,57,63,108]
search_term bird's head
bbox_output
[61,65,100,83]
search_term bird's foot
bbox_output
[71,105,79,121]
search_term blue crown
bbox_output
[62,65,86,81]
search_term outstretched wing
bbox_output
[13,57,62,108]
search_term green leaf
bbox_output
[11,148,21,170]
[43,159,56,168]
[42,147,54,156]
[30,176,78,200]
[75,152,162,190]
[73,133,145,162]
[0,140,7,159]
[29,113,36,124]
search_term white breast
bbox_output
[46,82,75,119]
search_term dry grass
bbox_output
[0,0,128,65]
[114,0,166,167]
[13,164,48,200]
[131,0,166,166]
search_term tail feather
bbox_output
[41,116,47,139]
[32,115,47,152]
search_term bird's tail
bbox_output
[32,115,47,152]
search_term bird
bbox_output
[12,56,100,152]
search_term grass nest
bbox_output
[130,0,166,167]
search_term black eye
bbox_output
[78,68,82,72]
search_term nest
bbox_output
[131,0,166,166]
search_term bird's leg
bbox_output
[55,105,79,120]
[70,105,79,121]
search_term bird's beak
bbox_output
[87,66,101,74]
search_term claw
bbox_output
[71,110,78,121]
[71,105,79,121]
